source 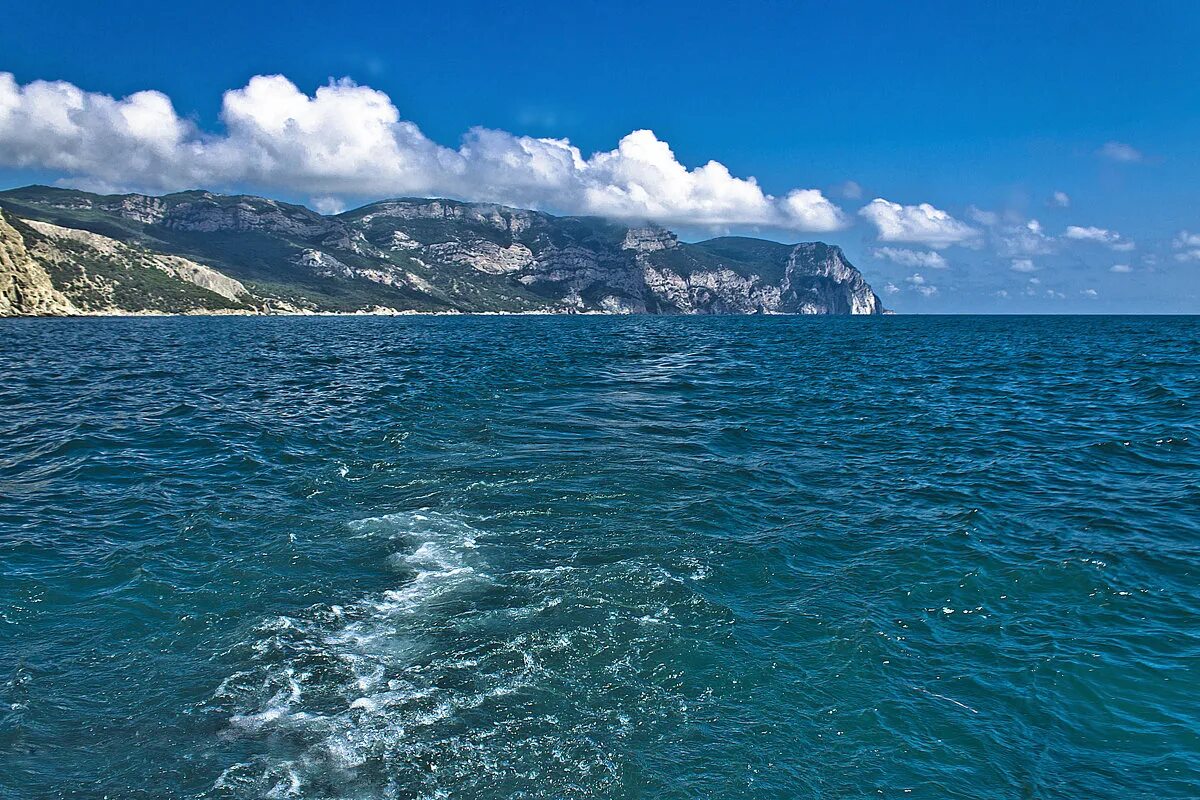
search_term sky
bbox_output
[1,0,1198,313]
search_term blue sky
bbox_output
[1,0,1197,312]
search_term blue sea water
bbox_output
[0,315,1198,800]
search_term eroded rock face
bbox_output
[428,240,534,274]
[358,200,535,236]
[293,249,354,279]
[25,219,249,302]
[780,243,882,315]
[101,195,168,225]
[0,211,77,316]
[622,227,678,252]
[163,199,333,238]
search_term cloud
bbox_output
[905,272,938,297]
[310,196,346,215]
[884,282,900,295]
[1081,288,1099,298]
[966,206,1000,227]
[1110,264,1132,273]
[1050,191,1070,208]
[871,247,948,269]
[1098,141,1143,163]
[1175,231,1200,248]
[1064,225,1135,251]
[999,219,1056,256]
[968,208,1057,256]
[1010,258,1037,273]
[837,180,863,200]
[1173,231,1200,260]
[858,199,978,248]
[0,72,847,230]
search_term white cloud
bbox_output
[966,206,999,227]
[1110,264,1132,273]
[1010,258,1037,273]
[858,199,978,248]
[1064,225,1134,251]
[1081,288,1099,298]
[1098,141,1143,163]
[994,289,1010,299]
[871,247,948,269]
[1000,219,1055,256]
[837,180,863,200]
[310,196,346,215]
[967,208,1056,256]
[905,272,938,297]
[884,282,900,295]
[1175,231,1200,248]
[1173,231,1200,260]
[1050,191,1071,208]
[0,72,848,230]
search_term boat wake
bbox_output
[209,511,721,799]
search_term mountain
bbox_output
[0,186,883,316]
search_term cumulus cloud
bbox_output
[871,247,948,269]
[1081,288,1099,298]
[0,72,847,230]
[1098,141,1143,163]
[1010,258,1037,273]
[858,199,978,248]
[1110,264,1132,273]
[1050,191,1071,208]
[1064,225,1135,251]
[1173,231,1200,262]
[905,272,938,297]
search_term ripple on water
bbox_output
[1,315,1198,799]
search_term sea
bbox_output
[1,315,1197,799]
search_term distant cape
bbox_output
[0,186,883,317]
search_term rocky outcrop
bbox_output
[622,227,678,252]
[0,211,77,316]
[428,240,534,274]
[25,219,249,302]
[293,249,354,279]
[780,243,882,315]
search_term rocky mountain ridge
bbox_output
[0,186,883,316]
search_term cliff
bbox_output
[0,186,883,316]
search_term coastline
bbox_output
[1,308,892,319]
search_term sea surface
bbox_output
[1,315,1198,799]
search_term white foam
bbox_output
[211,508,710,798]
